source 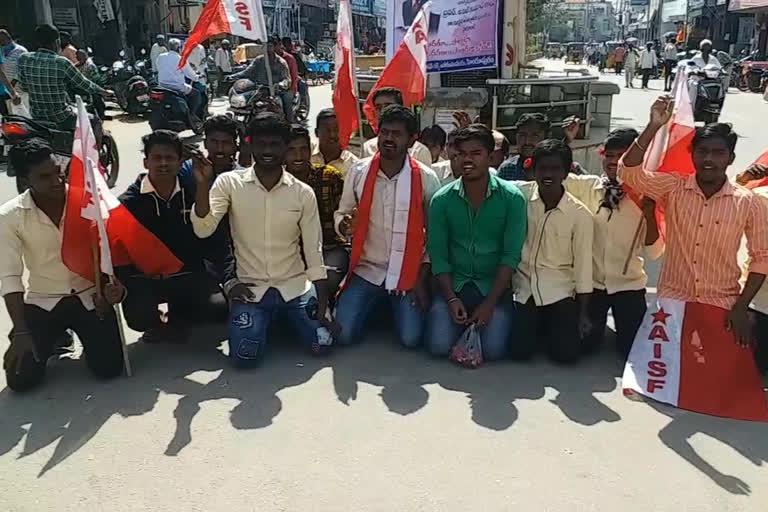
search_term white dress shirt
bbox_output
[150,43,166,71]
[362,138,433,167]
[691,52,722,70]
[191,167,326,302]
[157,51,198,95]
[0,191,96,311]
[334,156,441,286]
[188,44,207,74]
[214,47,232,73]
[639,49,657,69]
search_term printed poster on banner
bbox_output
[386,0,498,73]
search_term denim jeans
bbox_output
[426,283,513,361]
[228,287,321,367]
[335,274,424,348]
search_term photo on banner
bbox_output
[386,0,498,73]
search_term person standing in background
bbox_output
[150,34,167,72]
[639,42,658,90]
[214,40,233,96]
[59,32,77,64]
[624,44,639,88]
[663,37,678,92]
[614,44,626,75]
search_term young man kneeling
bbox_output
[426,125,527,359]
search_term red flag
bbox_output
[179,0,267,68]
[623,298,768,422]
[363,6,429,131]
[61,98,183,282]
[332,0,358,149]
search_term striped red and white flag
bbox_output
[622,298,768,422]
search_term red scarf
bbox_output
[342,152,424,293]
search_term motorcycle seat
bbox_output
[153,87,186,99]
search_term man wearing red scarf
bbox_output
[334,106,441,347]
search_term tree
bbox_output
[527,0,567,38]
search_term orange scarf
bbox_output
[342,152,424,293]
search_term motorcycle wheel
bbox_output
[737,76,750,92]
[100,134,120,188]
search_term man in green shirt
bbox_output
[426,125,527,360]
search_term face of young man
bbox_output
[534,155,568,193]
[285,137,311,174]
[516,123,547,159]
[377,120,415,160]
[204,130,237,171]
[316,117,341,156]
[454,138,491,182]
[144,144,182,184]
[26,156,65,201]
[602,146,629,181]
[692,137,734,185]
[373,94,400,120]
[251,134,288,170]
[490,148,505,169]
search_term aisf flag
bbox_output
[622,298,768,422]
[332,0,358,149]
[180,0,267,68]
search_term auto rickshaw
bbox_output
[546,42,563,59]
[565,42,585,64]
[604,40,624,69]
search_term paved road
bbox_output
[0,79,767,511]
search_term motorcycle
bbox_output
[108,50,151,116]
[295,78,310,123]
[227,79,284,126]
[149,81,209,134]
[690,65,727,124]
[2,111,120,193]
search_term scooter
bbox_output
[107,50,151,116]
[691,65,727,124]
[149,81,209,134]
[226,79,283,126]
[2,110,119,193]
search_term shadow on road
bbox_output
[0,315,765,493]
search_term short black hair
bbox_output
[142,130,182,158]
[268,35,280,46]
[692,123,738,154]
[532,139,573,171]
[203,114,239,142]
[420,125,447,148]
[289,124,311,147]
[446,129,458,147]
[246,111,291,142]
[372,87,404,106]
[514,113,550,133]
[316,108,337,125]
[603,128,639,152]
[453,124,495,152]
[378,105,418,136]
[9,138,54,179]
[281,36,292,48]
[35,24,59,48]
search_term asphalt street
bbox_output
[0,76,767,511]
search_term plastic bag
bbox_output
[449,324,483,369]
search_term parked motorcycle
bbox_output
[2,113,119,193]
[227,79,283,126]
[107,50,151,116]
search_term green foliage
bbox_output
[527,0,566,36]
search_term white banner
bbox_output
[223,0,268,41]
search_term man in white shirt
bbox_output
[157,38,204,128]
[361,87,433,166]
[311,108,360,177]
[334,106,441,348]
[150,34,167,72]
[191,112,339,366]
[214,39,233,95]
[0,139,126,391]
[663,37,679,92]
[639,42,658,90]
[691,39,722,70]
[187,43,208,81]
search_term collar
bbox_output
[683,173,733,197]
[376,156,412,180]
[454,172,498,199]
[37,48,56,56]
[140,174,181,198]
[242,166,293,188]
[530,183,570,211]
[19,189,35,209]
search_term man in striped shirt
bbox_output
[619,96,768,346]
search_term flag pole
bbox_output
[347,5,365,157]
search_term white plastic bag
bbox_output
[449,324,483,369]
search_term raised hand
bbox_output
[649,95,674,128]
[192,154,214,185]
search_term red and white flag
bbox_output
[61,97,184,282]
[332,0,358,149]
[643,69,696,176]
[622,298,768,422]
[363,4,430,131]
[179,0,267,68]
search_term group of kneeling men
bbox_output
[3,87,768,392]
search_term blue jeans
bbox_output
[426,283,513,361]
[229,287,321,367]
[335,274,424,348]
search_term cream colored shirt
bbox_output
[310,149,359,178]
[747,186,768,315]
[513,181,594,306]
[0,191,96,311]
[362,138,433,167]
[334,156,441,286]
[191,167,326,302]
[563,174,664,294]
